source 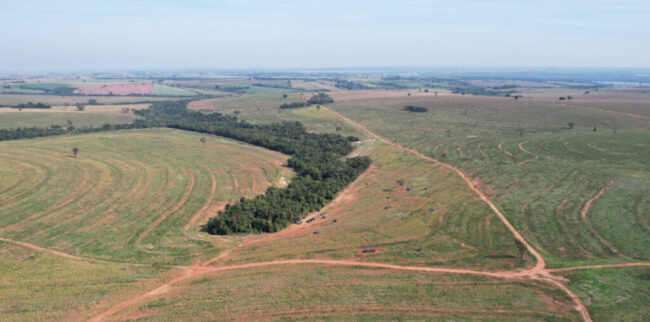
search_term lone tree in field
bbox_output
[72,147,79,158]
[515,239,527,260]
[282,94,288,99]
[76,103,85,111]
[568,122,575,129]
[396,179,405,186]
[200,137,206,147]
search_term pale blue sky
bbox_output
[1,0,649,71]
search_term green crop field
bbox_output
[151,84,198,96]
[225,139,528,271]
[560,267,650,321]
[0,128,293,265]
[189,92,301,110]
[0,242,167,321]
[109,264,580,321]
[330,93,650,268]
[0,111,137,129]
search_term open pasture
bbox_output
[189,92,301,111]
[0,128,292,265]
[0,111,138,129]
[107,264,579,321]
[559,266,650,321]
[330,93,650,268]
[0,242,168,321]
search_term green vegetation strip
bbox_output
[135,100,370,234]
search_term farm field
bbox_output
[0,242,168,321]
[73,82,153,96]
[0,94,184,106]
[0,111,137,129]
[108,264,580,321]
[150,84,198,96]
[557,266,650,321]
[189,92,301,111]
[329,92,650,268]
[0,128,293,265]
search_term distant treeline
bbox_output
[214,85,250,93]
[252,82,292,89]
[334,80,369,90]
[279,93,334,109]
[279,102,306,109]
[134,101,370,234]
[0,123,143,142]
[451,87,504,96]
[12,102,51,109]
[402,105,428,112]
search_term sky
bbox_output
[1,0,649,71]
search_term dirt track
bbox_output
[517,142,539,166]
[580,186,620,254]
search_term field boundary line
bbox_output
[0,236,176,268]
[548,262,650,272]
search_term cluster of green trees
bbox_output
[278,93,334,109]
[306,93,334,105]
[334,80,368,90]
[12,102,51,109]
[402,105,428,112]
[134,101,370,234]
[279,102,306,109]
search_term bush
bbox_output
[402,105,428,112]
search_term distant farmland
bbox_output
[74,82,153,95]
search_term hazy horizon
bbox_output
[2,0,649,71]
